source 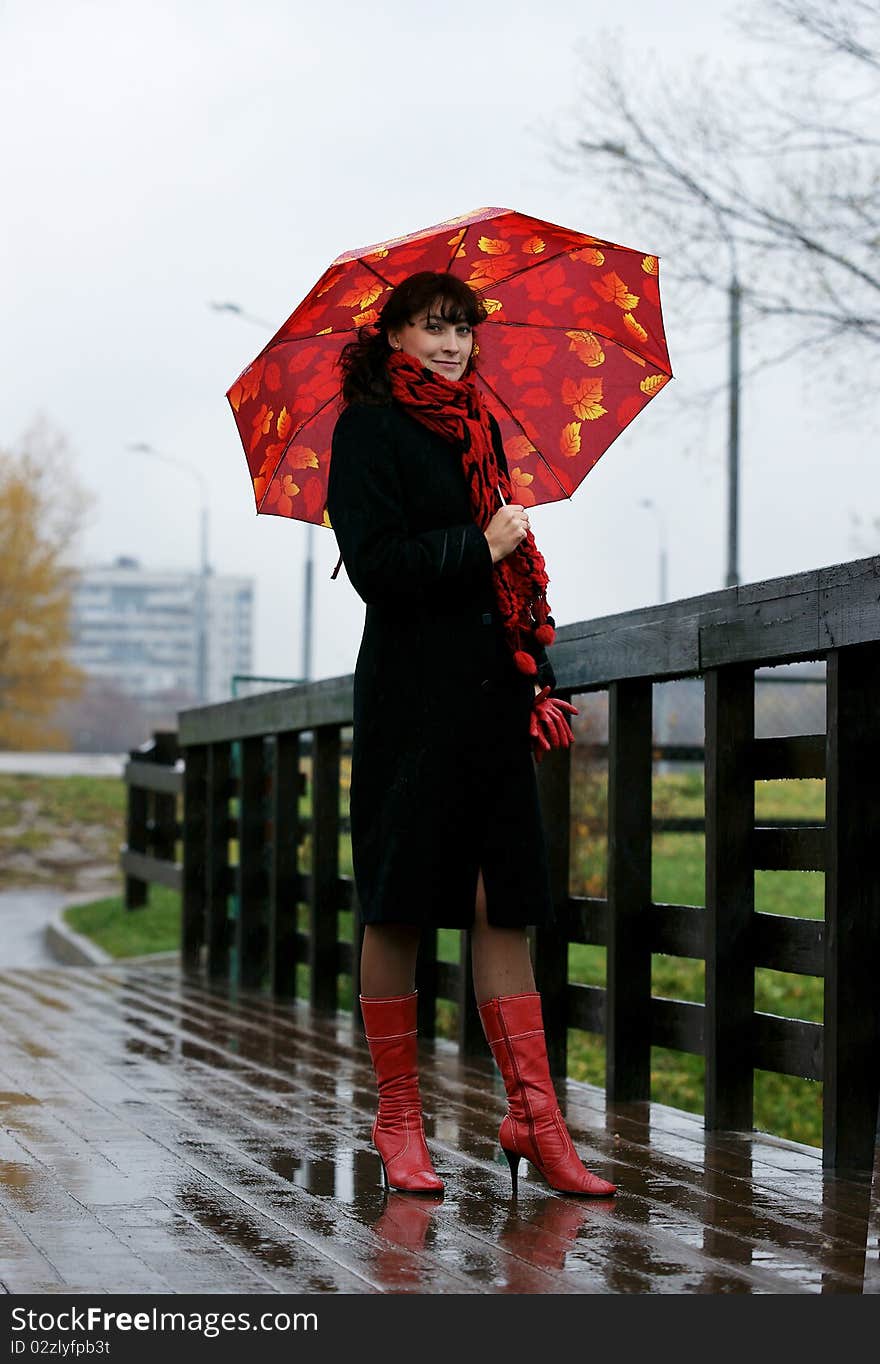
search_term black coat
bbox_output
[326,400,555,929]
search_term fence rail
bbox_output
[170,552,880,1175]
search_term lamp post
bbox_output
[638,496,669,758]
[211,298,314,681]
[127,442,211,704]
[726,274,741,587]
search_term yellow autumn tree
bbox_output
[0,420,90,749]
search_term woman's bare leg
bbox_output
[470,869,536,1005]
[360,923,421,997]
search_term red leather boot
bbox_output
[360,991,444,1194]
[478,992,617,1198]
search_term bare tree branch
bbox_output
[554,0,879,419]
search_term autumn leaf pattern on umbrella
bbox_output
[227,206,672,527]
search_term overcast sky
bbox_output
[2,0,873,687]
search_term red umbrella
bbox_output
[227,206,672,527]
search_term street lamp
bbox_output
[127,442,211,704]
[210,298,314,682]
[638,496,670,757]
[638,497,668,603]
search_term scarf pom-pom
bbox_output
[513,650,538,676]
[534,624,555,646]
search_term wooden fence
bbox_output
[121,730,183,908]
[174,553,880,1176]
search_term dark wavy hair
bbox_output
[337,271,488,406]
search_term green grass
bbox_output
[63,883,182,958]
[0,773,125,889]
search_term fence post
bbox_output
[535,743,572,1078]
[309,727,340,1011]
[824,642,880,1173]
[456,931,483,1057]
[150,731,179,870]
[124,745,148,910]
[605,678,653,1101]
[269,731,301,998]
[415,927,439,1040]
[236,735,270,990]
[182,743,207,970]
[206,742,232,980]
[704,664,755,1131]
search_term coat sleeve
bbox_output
[489,415,557,692]
[327,403,493,606]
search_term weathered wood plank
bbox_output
[182,743,207,969]
[819,555,880,650]
[704,665,755,1131]
[269,731,300,998]
[824,642,880,1173]
[754,1013,823,1082]
[179,674,354,745]
[652,903,706,960]
[753,825,826,872]
[124,750,148,910]
[309,727,341,1012]
[124,760,184,795]
[236,736,270,990]
[752,735,825,781]
[206,742,232,979]
[415,929,441,1039]
[753,912,824,977]
[567,982,605,1035]
[605,678,653,1101]
[700,576,820,669]
[119,849,182,892]
[650,996,705,1056]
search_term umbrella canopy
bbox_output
[227,206,672,526]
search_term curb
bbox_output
[46,908,113,966]
[45,894,182,969]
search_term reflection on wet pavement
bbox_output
[0,960,876,1293]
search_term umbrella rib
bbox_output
[256,392,341,517]
[474,372,573,504]
[359,259,396,288]
[472,242,626,296]
[256,329,357,364]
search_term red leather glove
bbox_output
[529,686,579,764]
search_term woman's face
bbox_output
[388,302,475,381]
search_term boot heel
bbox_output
[379,1158,389,1190]
[503,1147,521,1198]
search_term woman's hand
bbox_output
[484,504,530,563]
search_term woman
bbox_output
[326,271,616,1200]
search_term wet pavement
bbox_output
[0,888,76,968]
[0,961,877,1294]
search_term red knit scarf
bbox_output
[387,349,555,676]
